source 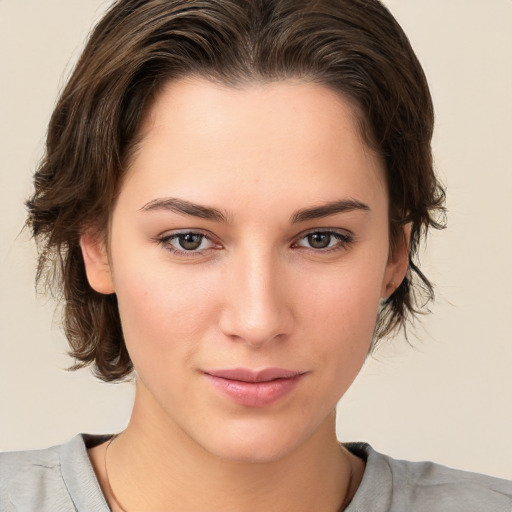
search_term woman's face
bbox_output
[83,78,407,462]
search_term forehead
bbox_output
[121,77,387,214]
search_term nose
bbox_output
[218,247,294,347]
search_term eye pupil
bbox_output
[308,233,331,249]
[179,233,202,250]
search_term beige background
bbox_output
[0,1,510,479]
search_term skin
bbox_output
[83,77,409,511]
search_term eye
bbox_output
[294,230,352,251]
[158,231,219,255]
[175,232,204,251]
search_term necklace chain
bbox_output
[104,434,129,512]
[103,435,353,512]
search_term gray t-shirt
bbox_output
[1,434,511,511]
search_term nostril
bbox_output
[218,305,293,347]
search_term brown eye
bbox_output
[294,230,352,252]
[307,232,332,249]
[158,231,219,256]
[178,233,203,250]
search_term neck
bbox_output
[96,382,363,512]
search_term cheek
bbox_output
[298,259,385,337]
[302,284,377,374]
[112,257,222,373]
[292,250,387,384]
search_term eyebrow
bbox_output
[290,199,370,223]
[140,197,370,224]
[140,197,229,223]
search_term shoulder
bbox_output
[384,452,512,511]
[0,434,111,512]
[345,442,512,512]
[1,441,73,511]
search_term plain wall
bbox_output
[0,0,510,479]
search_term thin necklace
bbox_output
[104,435,354,512]
[338,458,354,512]
[104,434,129,512]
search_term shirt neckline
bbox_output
[59,434,113,511]
[59,434,391,512]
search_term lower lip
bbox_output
[204,374,303,407]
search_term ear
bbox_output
[80,232,115,294]
[381,223,411,299]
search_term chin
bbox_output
[196,418,313,464]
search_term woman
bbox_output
[1,0,511,510]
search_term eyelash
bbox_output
[156,229,354,257]
[292,230,354,252]
[156,231,219,258]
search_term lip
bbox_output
[203,367,305,407]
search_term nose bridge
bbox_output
[219,242,292,346]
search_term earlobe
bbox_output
[80,232,115,294]
[381,224,411,299]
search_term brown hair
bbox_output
[27,0,445,382]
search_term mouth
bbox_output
[202,367,306,407]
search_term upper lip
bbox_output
[204,368,304,382]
